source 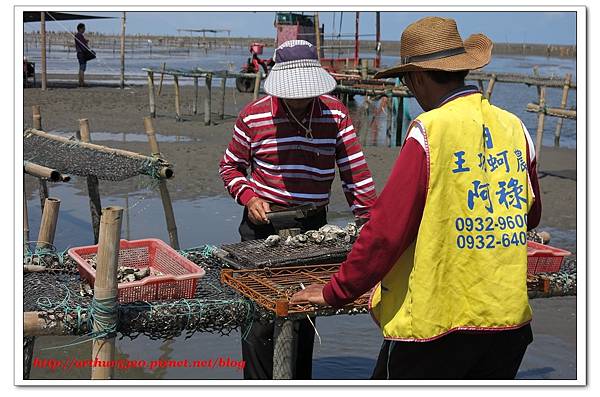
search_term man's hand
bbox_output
[290,284,328,306]
[246,197,271,225]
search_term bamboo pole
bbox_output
[174,75,181,121]
[361,59,369,80]
[535,86,547,170]
[375,12,381,69]
[32,105,42,129]
[143,117,180,250]
[24,161,69,182]
[147,71,156,117]
[219,74,227,120]
[36,197,60,249]
[477,79,484,92]
[485,74,497,100]
[24,311,87,337]
[526,103,576,119]
[314,12,321,61]
[24,189,30,243]
[26,129,173,176]
[91,206,123,380]
[193,77,199,115]
[79,119,102,244]
[120,12,126,89]
[272,317,299,379]
[395,96,404,147]
[253,72,261,101]
[204,74,212,126]
[157,62,166,96]
[40,12,47,91]
[554,73,572,146]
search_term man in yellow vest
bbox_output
[291,16,542,379]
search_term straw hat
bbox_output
[264,40,337,99]
[374,17,493,79]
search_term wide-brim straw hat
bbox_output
[374,16,493,79]
[264,40,337,99]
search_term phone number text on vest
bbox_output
[454,215,528,249]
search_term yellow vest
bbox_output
[370,92,535,341]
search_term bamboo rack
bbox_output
[24,128,174,179]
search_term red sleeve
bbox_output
[322,138,428,307]
[218,114,258,206]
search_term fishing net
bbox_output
[23,247,271,340]
[22,238,577,341]
[23,129,170,181]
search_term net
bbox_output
[23,129,171,181]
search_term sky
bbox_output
[23,10,577,45]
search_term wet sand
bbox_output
[23,84,577,233]
[23,84,580,380]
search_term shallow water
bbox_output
[24,45,577,149]
[25,176,577,380]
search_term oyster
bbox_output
[264,235,281,247]
[306,230,325,244]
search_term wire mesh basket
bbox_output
[527,241,571,274]
[68,239,206,303]
[220,263,369,316]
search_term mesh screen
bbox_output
[23,130,168,181]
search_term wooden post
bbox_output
[24,189,30,243]
[485,74,497,100]
[361,58,368,80]
[204,74,212,126]
[535,86,547,170]
[314,12,321,61]
[40,12,47,91]
[193,77,199,115]
[157,62,166,96]
[120,12,126,89]
[375,12,381,69]
[38,179,48,212]
[79,119,102,244]
[272,316,299,379]
[253,72,261,101]
[90,206,123,380]
[395,96,404,147]
[32,105,42,129]
[219,73,227,120]
[554,73,572,147]
[174,75,181,121]
[147,71,156,117]
[143,117,180,250]
[477,79,484,92]
[36,197,60,249]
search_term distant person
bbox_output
[292,16,542,379]
[75,23,89,87]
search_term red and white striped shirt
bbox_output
[219,94,377,217]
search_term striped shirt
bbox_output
[219,94,377,217]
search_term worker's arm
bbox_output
[335,114,378,220]
[218,115,259,206]
[523,123,542,230]
[322,130,428,307]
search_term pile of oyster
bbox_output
[86,257,157,283]
[263,222,361,248]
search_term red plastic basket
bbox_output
[527,241,571,274]
[68,239,205,303]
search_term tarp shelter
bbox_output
[24,12,115,90]
[23,11,112,23]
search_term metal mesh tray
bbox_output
[220,264,370,316]
[219,239,352,269]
